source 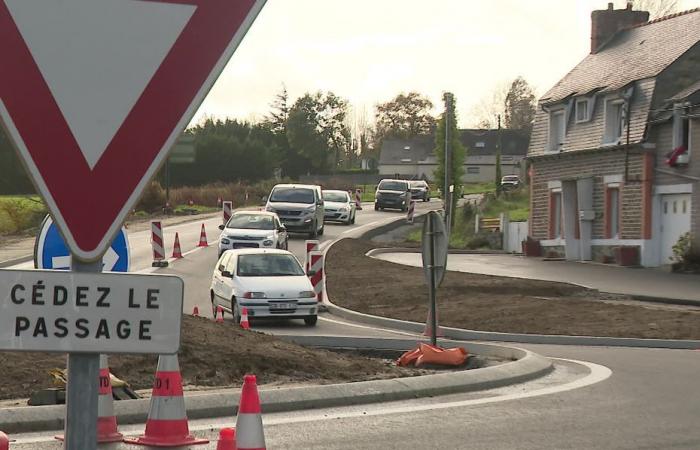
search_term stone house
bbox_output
[527,4,700,267]
[379,129,529,183]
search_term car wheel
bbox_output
[304,315,318,326]
[232,300,240,324]
[374,203,379,211]
[309,221,318,239]
[210,291,216,317]
[351,212,356,224]
[318,224,324,236]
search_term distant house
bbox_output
[527,4,700,267]
[378,129,529,183]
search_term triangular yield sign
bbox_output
[0,0,266,261]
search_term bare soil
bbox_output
[0,315,422,402]
[326,239,700,340]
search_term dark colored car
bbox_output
[409,180,430,202]
[374,179,411,211]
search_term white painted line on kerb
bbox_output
[318,315,421,338]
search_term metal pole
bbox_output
[428,217,438,347]
[444,94,452,230]
[165,158,171,204]
[64,258,101,450]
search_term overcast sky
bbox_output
[192,0,700,128]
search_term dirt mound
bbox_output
[0,315,411,401]
[326,238,700,340]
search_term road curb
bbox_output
[0,255,32,269]
[0,336,552,434]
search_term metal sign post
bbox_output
[422,211,448,346]
[64,258,101,449]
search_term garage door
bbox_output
[661,194,691,264]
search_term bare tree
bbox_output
[620,0,680,18]
[468,81,509,129]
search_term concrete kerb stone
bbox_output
[0,336,552,434]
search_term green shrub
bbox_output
[137,181,166,212]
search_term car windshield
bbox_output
[378,181,407,191]
[237,254,305,277]
[323,191,348,202]
[502,176,519,181]
[410,181,427,188]
[226,214,274,230]
[270,187,315,204]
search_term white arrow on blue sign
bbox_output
[34,216,130,272]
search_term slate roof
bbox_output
[541,9,700,105]
[379,130,529,165]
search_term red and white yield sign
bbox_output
[0,0,266,261]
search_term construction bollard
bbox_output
[308,251,324,303]
[151,221,168,268]
[0,432,8,450]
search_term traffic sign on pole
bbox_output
[0,0,268,261]
[35,216,130,272]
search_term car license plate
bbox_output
[270,303,295,310]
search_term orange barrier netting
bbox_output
[397,343,468,367]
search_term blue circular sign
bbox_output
[35,216,130,271]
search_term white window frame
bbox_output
[547,108,566,153]
[575,98,590,123]
[603,98,625,145]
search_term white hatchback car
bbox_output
[322,190,356,225]
[218,211,288,258]
[210,249,318,326]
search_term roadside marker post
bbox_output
[151,221,168,268]
[305,240,320,272]
[223,201,233,225]
[355,189,363,210]
[407,200,416,224]
[421,211,448,346]
[309,251,325,303]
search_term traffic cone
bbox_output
[124,355,208,447]
[55,355,123,443]
[0,431,7,450]
[172,233,183,258]
[192,305,200,317]
[198,224,208,247]
[235,374,266,450]
[216,428,236,450]
[240,307,250,330]
[216,306,224,323]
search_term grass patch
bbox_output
[0,195,47,235]
[461,182,496,195]
[481,190,530,222]
[172,204,218,215]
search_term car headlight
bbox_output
[340,206,349,212]
[298,291,316,298]
[263,239,274,246]
[221,238,230,245]
[243,292,267,299]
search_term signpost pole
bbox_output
[64,258,101,450]
[427,217,438,347]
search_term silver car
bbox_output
[265,184,325,238]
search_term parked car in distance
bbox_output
[501,175,521,190]
[322,190,356,225]
[265,184,324,238]
[210,249,318,326]
[409,180,430,202]
[217,211,288,257]
[375,179,411,211]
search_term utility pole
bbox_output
[444,93,453,233]
[496,114,502,197]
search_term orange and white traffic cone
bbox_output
[235,374,266,450]
[172,233,183,258]
[216,428,236,450]
[124,355,208,447]
[216,306,224,323]
[56,355,123,443]
[240,307,250,330]
[198,224,208,247]
[192,305,200,317]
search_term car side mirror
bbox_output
[218,224,225,230]
[307,269,317,277]
[221,270,232,278]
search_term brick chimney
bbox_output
[590,2,649,54]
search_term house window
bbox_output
[605,186,621,238]
[467,167,480,174]
[549,191,563,239]
[603,99,625,144]
[575,99,589,123]
[548,110,566,152]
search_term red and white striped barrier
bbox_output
[354,189,363,210]
[406,200,416,224]
[0,431,7,450]
[235,374,266,450]
[308,251,324,303]
[222,201,233,225]
[151,221,168,268]
[304,240,319,272]
[124,354,208,447]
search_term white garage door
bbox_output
[661,194,691,264]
